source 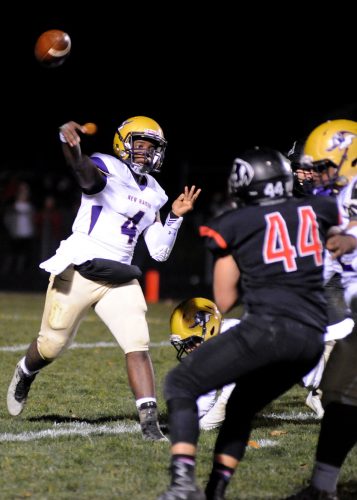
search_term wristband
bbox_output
[59,131,67,143]
[165,212,183,229]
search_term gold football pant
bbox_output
[37,265,149,360]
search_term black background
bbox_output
[0,8,356,295]
[2,9,356,200]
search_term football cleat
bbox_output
[7,362,37,416]
[157,484,206,500]
[305,390,324,419]
[205,478,229,500]
[139,401,168,441]
[285,484,339,499]
[157,460,205,500]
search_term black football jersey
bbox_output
[200,196,341,330]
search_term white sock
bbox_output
[136,397,156,409]
[20,357,39,376]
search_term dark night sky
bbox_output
[2,9,356,203]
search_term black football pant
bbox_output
[164,312,324,461]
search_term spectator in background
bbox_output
[35,194,64,262]
[2,181,35,275]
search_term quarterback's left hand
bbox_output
[171,186,201,217]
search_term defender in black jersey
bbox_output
[157,147,355,500]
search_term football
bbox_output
[34,29,71,68]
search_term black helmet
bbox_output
[228,147,293,205]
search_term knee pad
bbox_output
[37,331,69,360]
[37,299,76,360]
[48,299,75,330]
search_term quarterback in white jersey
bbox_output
[7,116,201,441]
[41,151,175,272]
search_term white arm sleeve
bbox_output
[143,213,183,262]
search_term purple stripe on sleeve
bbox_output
[91,155,109,174]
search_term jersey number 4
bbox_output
[89,207,145,244]
[263,207,323,272]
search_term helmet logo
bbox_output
[327,131,357,152]
[230,158,254,188]
[189,311,211,329]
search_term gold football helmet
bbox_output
[303,119,357,187]
[170,297,222,360]
[113,116,167,175]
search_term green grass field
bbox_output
[0,293,356,499]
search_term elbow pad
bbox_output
[144,213,183,262]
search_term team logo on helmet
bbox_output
[189,311,212,329]
[229,158,255,191]
[327,131,357,152]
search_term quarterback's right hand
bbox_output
[59,121,87,147]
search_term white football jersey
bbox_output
[40,154,168,275]
[334,176,357,304]
[324,179,356,283]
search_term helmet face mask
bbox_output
[170,298,222,361]
[288,140,315,196]
[292,167,315,195]
[170,335,204,360]
[113,116,167,175]
[228,147,293,205]
[304,119,357,191]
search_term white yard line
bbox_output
[0,341,170,352]
[261,411,320,420]
[0,314,165,325]
[0,421,279,446]
[0,422,141,442]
